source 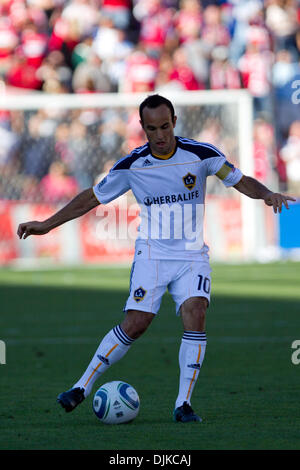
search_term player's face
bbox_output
[140,104,177,156]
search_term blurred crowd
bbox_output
[0,0,300,202]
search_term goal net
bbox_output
[0,89,276,266]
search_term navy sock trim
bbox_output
[113,325,134,346]
[182,331,206,342]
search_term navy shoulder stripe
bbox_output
[177,137,225,160]
[112,144,150,170]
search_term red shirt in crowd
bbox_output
[238,48,273,97]
[6,56,42,89]
[20,29,48,68]
[210,61,241,89]
[139,4,174,53]
[102,0,131,8]
[123,50,158,92]
[0,21,18,59]
[169,65,204,90]
[174,5,203,43]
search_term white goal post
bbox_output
[0,89,276,264]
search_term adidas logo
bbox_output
[187,363,201,370]
[97,354,109,365]
[143,158,153,167]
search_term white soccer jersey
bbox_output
[93,136,243,261]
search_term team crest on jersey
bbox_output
[133,287,146,302]
[183,173,196,190]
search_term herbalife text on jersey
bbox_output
[95,196,204,251]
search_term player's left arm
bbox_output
[233,175,296,213]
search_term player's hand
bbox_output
[17,221,49,239]
[263,192,296,213]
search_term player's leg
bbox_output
[73,310,154,396]
[169,261,211,422]
[120,309,155,339]
[58,259,165,412]
[57,310,154,412]
[175,297,208,412]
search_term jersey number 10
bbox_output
[197,275,211,294]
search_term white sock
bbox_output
[175,331,207,409]
[73,325,134,397]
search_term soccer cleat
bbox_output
[57,387,85,412]
[173,401,202,423]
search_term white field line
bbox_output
[4,336,294,345]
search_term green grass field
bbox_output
[0,262,300,450]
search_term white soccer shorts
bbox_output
[124,259,212,315]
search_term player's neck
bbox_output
[150,140,177,160]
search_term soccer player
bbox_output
[17,94,295,423]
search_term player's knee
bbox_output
[181,297,207,331]
[190,305,206,325]
[121,310,154,339]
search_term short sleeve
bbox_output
[93,168,130,204]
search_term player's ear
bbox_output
[139,119,144,130]
[173,115,177,128]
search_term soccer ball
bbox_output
[92,381,140,424]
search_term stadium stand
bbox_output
[0,0,300,202]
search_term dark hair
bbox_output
[139,94,175,124]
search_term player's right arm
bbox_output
[17,188,100,239]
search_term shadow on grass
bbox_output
[1,283,300,450]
